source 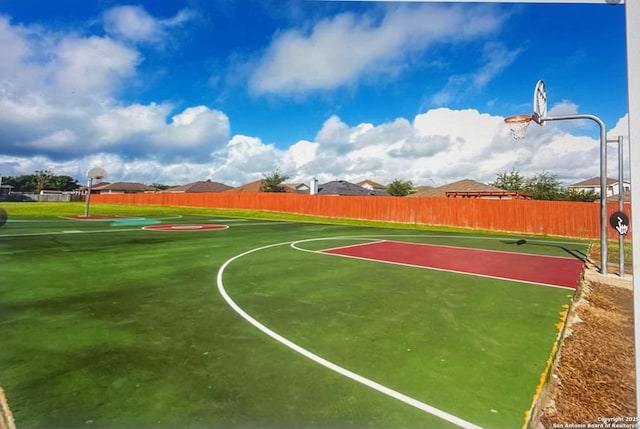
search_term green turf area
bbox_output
[0,202,588,428]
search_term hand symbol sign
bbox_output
[616,216,629,235]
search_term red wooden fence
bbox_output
[91,192,632,240]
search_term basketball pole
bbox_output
[538,113,608,276]
[84,178,93,217]
[607,135,625,277]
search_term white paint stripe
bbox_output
[0,228,142,238]
[216,240,485,429]
[59,216,145,221]
[318,239,387,253]
[208,218,248,222]
[0,221,291,237]
[231,221,296,227]
[379,239,582,261]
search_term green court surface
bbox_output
[0,203,588,429]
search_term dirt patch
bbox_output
[0,387,16,429]
[530,249,636,428]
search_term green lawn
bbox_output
[0,202,588,428]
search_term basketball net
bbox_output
[505,115,532,140]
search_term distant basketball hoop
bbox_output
[84,167,108,217]
[504,114,533,140]
[87,167,107,181]
[504,80,547,140]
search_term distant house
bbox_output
[283,183,310,194]
[317,180,389,196]
[225,179,300,193]
[0,175,12,200]
[77,181,109,195]
[410,179,531,199]
[164,180,232,193]
[224,180,264,193]
[0,185,11,200]
[568,177,630,197]
[356,179,387,192]
[93,182,157,194]
[413,185,435,194]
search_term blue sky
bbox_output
[0,0,629,187]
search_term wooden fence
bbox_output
[91,192,633,240]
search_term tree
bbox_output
[524,171,564,200]
[563,188,599,202]
[3,175,36,192]
[260,169,290,192]
[386,179,415,196]
[53,175,80,191]
[149,183,171,190]
[491,168,525,191]
[34,170,56,193]
[2,171,79,193]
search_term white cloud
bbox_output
[250,4,505,95]
[92,104,230,159]
[94,103,171,144]
[547,100,580,117]
[52,36,139,97]
[0,10,227,165]
[2,107,626,189]
[287,140,318,169]
[316,115,353,147]
[153,106,230,151]
[608,113,628,138]
[103,6,194,44]
[432,42,522,106]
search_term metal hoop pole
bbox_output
[84,178,93,217]
[539,114,608,275]
[615,136,625,277]
[607,136,626,277]
[618,136,624,277]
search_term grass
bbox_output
[0,202,589,428]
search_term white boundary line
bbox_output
[318,239,388,253]
[381,239,584,261]
[0,220,295,238]
[142,224,230,231]
[216,238,486,429]
[0,228,142,238]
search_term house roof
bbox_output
[93,182,157,192]
[283,183,310,194]
[78,181,109,191]
[317,180,388,196]
[568,177,620,187]
[225,179,299,193]
[224,180,264,193]
[410,179,502,197]
[356,179,386,190]
[165,181,232,193]
[412,185,434,194]
[409,179,529,199]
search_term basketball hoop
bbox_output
[84,166,108,217]
[505,115,533,140]
[87,167,107,180]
